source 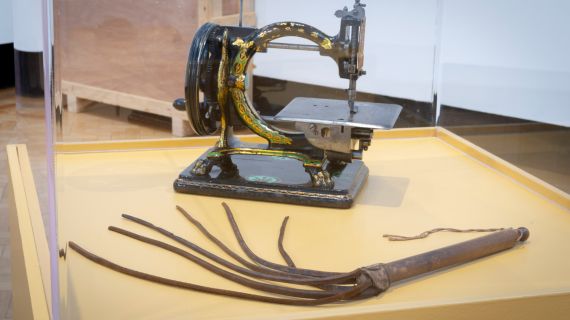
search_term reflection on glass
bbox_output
[436,0,570,193]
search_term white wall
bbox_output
[0,0,13,44]
[254,0,438,102]
[438,0,570,127]
[12,0,43,51]
[254,0,570,127]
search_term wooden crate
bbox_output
[58,0,256,136]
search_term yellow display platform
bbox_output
[9,127,570,319]
[6,145,51,320]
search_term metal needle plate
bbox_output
[273,97,403,130]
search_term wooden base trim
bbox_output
[210,12,257,26]
[374,127,436,139]
[54,135,265,153]
[7,145,51,319]
[436,127,570,209]
[61,80,193,137]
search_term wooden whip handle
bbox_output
[385,227,529,283]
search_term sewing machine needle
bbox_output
[239,0,244,27]
[348,77,357,113]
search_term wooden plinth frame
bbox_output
[6,145,52,320]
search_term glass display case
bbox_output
[5,0,570,319]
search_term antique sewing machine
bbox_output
[172,1,402,208]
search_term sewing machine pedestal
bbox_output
[174,150,369,208]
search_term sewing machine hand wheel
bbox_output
[172,23,224,136]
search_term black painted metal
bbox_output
[174,151,369,209]
[0,43,15,89]
[14,49,44,97]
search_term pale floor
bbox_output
[0,87,171,320]
[0,87,569,319]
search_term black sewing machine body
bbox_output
[172,1,402,208]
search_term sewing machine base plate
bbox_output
[174,152,369,208]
